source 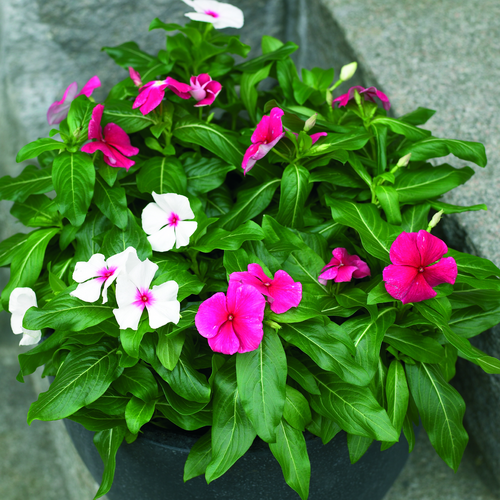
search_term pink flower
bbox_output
[292,131,327,145]
[81,104,139,170]
[333,86,391,111]
[229,264,302,314]
[189,74,222,107]
[383,230,458,305]
[195,283,266,355]
[128,67,142,87]
[242,107,286,175]
[318,248,371,285]
[47,75,101,125]
[132,77,192,115]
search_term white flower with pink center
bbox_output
[113,258,180,331]
[9,287,42,346]
[182,0,244,29]
[70,247,139,304]
[141,192,198,252]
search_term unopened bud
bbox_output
[427,210,444,232]
[264,320,282,331]
[325,90,333,107]
[304,113,317,132]
[340,61,357,82]
[397,153,412,168]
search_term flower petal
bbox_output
[147,281,180,329]
[389,232,421,267]
[102,145,136,170]
[417,230,448,267]
[128,68,142,86]
[47,82,79,125]
[195,291,228,339]
[148,225,177,252]
[136,86,165,115]
[193,80,222,107]
[115,276,139,308]
[268,107,285,141]
[128,259,158,292]
[9,288,38,334]
[73,253,107,283]
[70,279,104,303]
[318,266,338,284]
[335,265,358,283]
[383,264,419,302]
[174,220,198,248]
[208,321,240,355]
[310,132,327,145]
[402,274,437,304]
[423,257,458,288]
[251,115,270,144]
[241,143,260,174]
[103,124,139,157]
[113,304,143,331]
[165,77,192,99]
[142,202,168,235]
[268,270,302,314]
[78,76,101,97]
[88,104,104,141]
[332,248,350,265]
[19,330,42,346]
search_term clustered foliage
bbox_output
[3,13,500,500]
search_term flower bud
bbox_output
[325,90,333,107]
[427,210,444,232]
[340,62,357,82]
[304,113,317,132]
[397,153,412,167]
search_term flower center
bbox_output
[228,314,234,321]
[418,266,425,273]
[133,288,155,310]
[168,212,180,227]
[264,282,271,287]
[97,266,117,282]
[204,9,219,18]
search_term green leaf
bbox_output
[1,228,59,308]
[384,326,444,363]
[205,359,256,483]
[440,345,458,382]
[276,163,311,228]
[184,431,212,482]
[236,326,287,442]
[174,116,245,168]
[449,305,500,338]
[16,138,65,163]
[0,166,53,202]
[310,370,398,441]
[67,408,125,432]
[153,269,203,301]
[287,357,320,395]
[347,434,373,464]
[218,180,280,230]
[53,151,95,227]
[235,41,298,72]
[157,330,185,370]
[269,420,311,500]
[306,410,341,445]
[136,156,187,195]
[241,64,273,122]
[376,185,402,225]
[428,200,487,214]
[11,194,59,228]
[399,107,436,126]
[28,344,121,423]
[94,176,128,229]
[120,321,152,359]
[280,319,370,386]
[102,41,156,69]
[67,95,97,139]
[385,360,409,440]
[74,210,112,261]
[371,116,431,141]
[283,385,312,431]
[114,363,158,401]
[293,79,315,106]
[148,18,182,32]
[93,426,126,499]
[328,200,401,261]
[347,151,372,187]
[0,233,29,267]
[399,138,487,167]
[394,164,474,204]
[125,396,155,434]
[87,388,128,415]
[446,249,500,279]
[23,291,114,332]
[102,99,154,133]
[157,402,212,431]
[158,378,207,415]
[193,220,264,252]
[372,124,387,176]
[309,166,365,188]
[401,203,430,232]
[184,156,235,195]
[406,362,468,471]
[367,281,393,305]
[307,132,371,156]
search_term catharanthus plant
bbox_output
[4,4,499,500]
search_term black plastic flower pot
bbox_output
[64,420,414,500]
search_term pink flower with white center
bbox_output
[292,131,328,145]
[128,67,142,87]
[229,264,302,314]
[383,230,457,305]
[81,104,139,170]
[189,74,222,107]
[132,77,192,115]
[195,283,265,355]
[182,0,244,29]
[333,86,391,111]
[70,247,139,304]
[9,288,42,346]
[242,107,286,175]
[318,248,371,285]
[113,258,180,331]
[47,75,101,125]
[142,192,198,252]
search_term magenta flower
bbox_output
[333,86,391,111]
[229,264,302,314]
[292,131,327,145]
[242,107,286,175]
[195,283,266,355]
[47,75,101,125]
[189,74,222,107]
[383,230,458,305]
[128,67,142,87]
[132,78,192,115]
[318,248,371,285]
[81,104,139,170]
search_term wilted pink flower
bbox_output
[81,104,139,170]
[195,283,265,355]
[333,86,391,111]
[189,74,222,107]
[132,78,192,115]
[230,264,302,314]
[47,75,101,125]
[128,67,142,87]
[319,248,371,285]
[292,131,327,145]
[383,230,457,305]
[242,107,285,175]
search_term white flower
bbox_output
[70,247,139,304]
[113,258,180,331]
[182,0,244,29]
[142,192,198,252]
[9,288,42,346]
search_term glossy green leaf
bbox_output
[307,132,371,156]
[11,194,59,228]
[446,249,500,279]
[366,281,394,305]
[157,402,212,431]
[0,166,53,202]
[235,41,298,72]
[193,220,264,252]
[384,326,444,363]
[287,357,320,395]
[241,64,272,122]
[136,156,187,195]
[283,385,312,431]
[113,363,158,401]
[371,116,431,141]
[16,138,65,163]
[184,431,212,482]
[376,185,402,225]
[94,176,128,229]
[401,203,430,232]
[102,41,156,69]
[347,434,373,464]
[102,99,154,133]
[399,107,436,126]
[449,305,500,338]
[68,408,125,432]
[428,200,487,214]
[0,233,29,267]
[157,330,185,370]
[67,95,97,139]
[276,163,311,228]
[385,360,409,441]
[125,396,155,434]
[306,410,341,445]
[184,156,235,195]
[158,378,207,415]
[120,321,153,359]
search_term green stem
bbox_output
[198,107,203,121]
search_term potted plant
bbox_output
[4,1,500,498]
